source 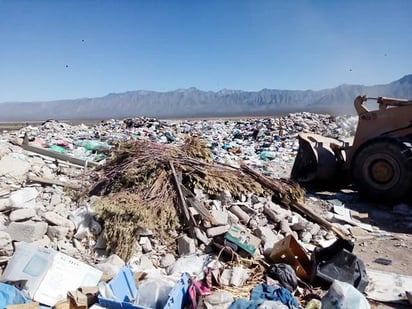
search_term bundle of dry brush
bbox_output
[88,137,304,260]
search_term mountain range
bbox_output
[1,75,412,121]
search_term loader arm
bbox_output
[345,96,412,169]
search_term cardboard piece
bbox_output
[7,302,39,309]
[1,242,102,307]
[332,205,373,232]
[269,234,312,281]
[365,269,412,303]
[224,224,261,256]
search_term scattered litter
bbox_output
[0,113,409,308]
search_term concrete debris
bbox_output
[0,113,407,308]
[9,187,39,209]
[9,208,37,222]
[7,221,48,242]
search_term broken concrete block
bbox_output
[7,221,48,242]
[254,226,282,251]
[95,233,107,249]
[300,231,312,243]
[264,203,290,223]
[229,205,250,224]
[210,209,229,226]
[279,219,292,235]
[248,219,258,230]
[177,235,196,256]
[194,227,211,245]
[34,235,51,248]
[0,213,7,231]
[49,193,62,207]
[206,225,230,238]
[0,231,13,255]
[139,236,153,253]
[218,190,232,206]
[0,154,31,178]
[9,208,37,222]
[252,202,264,211]
[228,212,240,225]
[47,226,69,240]
[200,291,234,308]
[43,211,75,230]
[95,254,126,280]
[9,187,39,209]
[308,223,321,236]
[160,253,176,268]
[0,198,10,211]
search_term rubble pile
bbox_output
[0,112,408,309]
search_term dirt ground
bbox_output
[275,161,412,308]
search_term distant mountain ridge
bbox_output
[1,75,412,121]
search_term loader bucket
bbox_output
[291,133,345,183]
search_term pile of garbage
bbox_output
[0,113,409,309]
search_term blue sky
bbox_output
[0,0,411,102]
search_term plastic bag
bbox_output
[267,263,298,292]
[135,279,175,309]
[321,280,370,309]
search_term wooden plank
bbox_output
[169,161,195,237]
[21,135,98,167]
[27,175,81,190]
[241,163,349,239]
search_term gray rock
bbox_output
[47,226,69,240]
[7,221,48,242]
[206,225,230,237]
[177,235,196,256]
[9,208,37,222]
[43,212,75,230]
[0,231,13,255]
[160,253,176,268]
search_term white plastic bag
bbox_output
[321,280,370,309]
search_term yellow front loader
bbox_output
[291,95,412,203]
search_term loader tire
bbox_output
[351,137,412,204]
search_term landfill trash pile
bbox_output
[0,112,410,309]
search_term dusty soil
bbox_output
[278,161,412,308]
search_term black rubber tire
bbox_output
[351,137,412,204]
